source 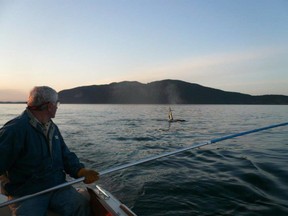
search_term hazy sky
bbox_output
[1,0,287,101]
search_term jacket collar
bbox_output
[25,109,54,135]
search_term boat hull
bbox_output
[0,185,136,216]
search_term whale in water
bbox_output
[168,107,186,122]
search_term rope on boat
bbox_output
[1,122,287,208]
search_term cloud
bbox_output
[130,46,287,81]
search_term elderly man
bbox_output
[0,86,99,216]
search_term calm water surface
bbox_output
[0,104,287,215]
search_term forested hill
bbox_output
[58,80,288,104]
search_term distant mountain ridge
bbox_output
[58,79,288,104]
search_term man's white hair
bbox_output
[27,86,58,107]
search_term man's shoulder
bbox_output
[1,111,29,130]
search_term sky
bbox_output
[0,0,287,101]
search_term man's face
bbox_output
[47,101,59,118]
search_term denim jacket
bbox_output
[0,109,84,196]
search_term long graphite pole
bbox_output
[99,122,288,175]
[1,122,287,208]
[0,177,85,208]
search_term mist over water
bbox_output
[1,104,287,215]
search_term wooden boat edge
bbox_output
[0,184,136,216]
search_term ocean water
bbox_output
[0,104,287,215]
